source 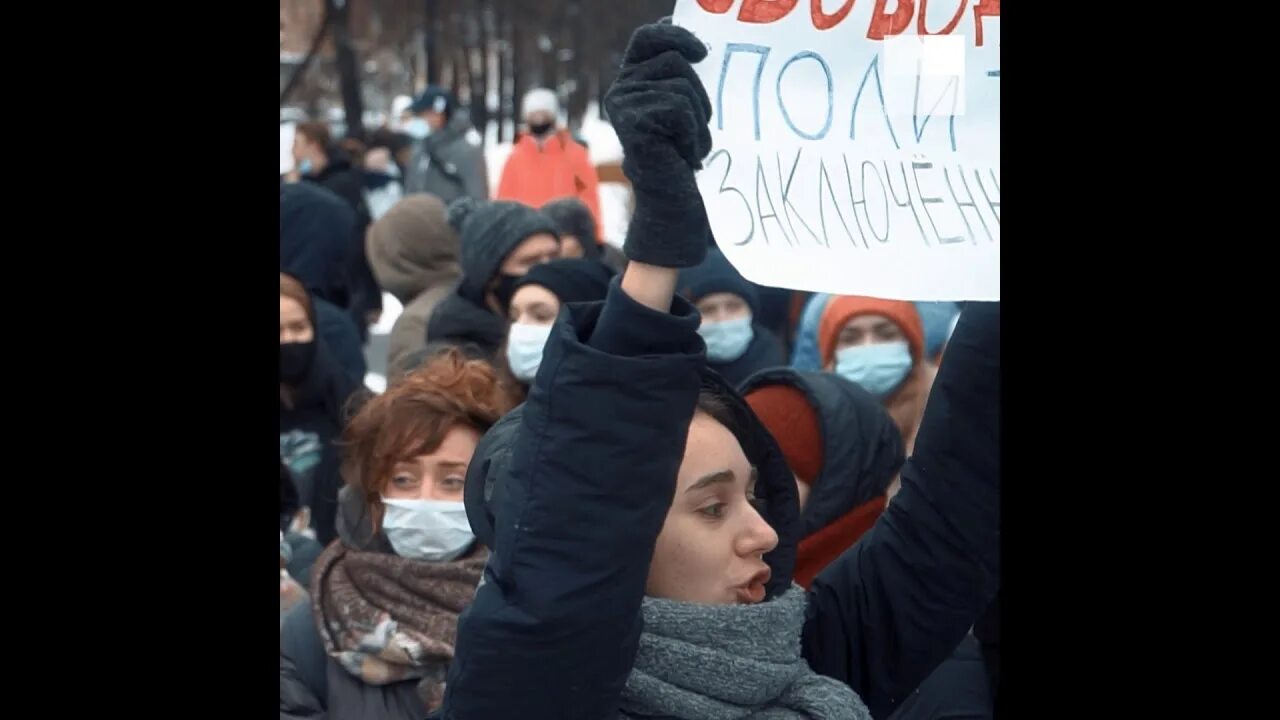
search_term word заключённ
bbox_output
[703,148,999,250]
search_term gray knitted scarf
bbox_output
[619,584,871,720]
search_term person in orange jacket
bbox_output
[497,88,602,232]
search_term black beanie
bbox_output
[448,198,560,300]
[507,258,614,314]
[541,198,601,262]
[676,248,761,316]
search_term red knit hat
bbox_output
[818,296,925,367]
[744,384,823,484]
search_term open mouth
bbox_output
[736,567,772,604]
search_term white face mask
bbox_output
[506,322,553,382]
[380,498,475,561]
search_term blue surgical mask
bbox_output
[506,322,553,382]
[834,341,913,397]
[699,315,754,363]
[405,117,431,140]
[297,158,313,175]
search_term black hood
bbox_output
[464,303,803,602]
[740,368,904,537]
[424,287,509,360]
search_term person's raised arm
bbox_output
[803,302,1001,719]
[442,23,716,720]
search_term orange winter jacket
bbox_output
[497,130,602,235]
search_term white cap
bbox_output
[391,95,413,117]
[522,88,559,119]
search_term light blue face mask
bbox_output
[405,117,431,140]
[297,158,313,175]
[699,315,755,363]
[834,341,913,397]
[505,322,553,382]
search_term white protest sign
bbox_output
[673,0,1000,300]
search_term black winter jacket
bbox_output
[445,280,999,720]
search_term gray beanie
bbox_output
[447,198,560,301]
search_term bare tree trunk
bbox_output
[509,19,523,135]
[281,4,332,107]
[454,44,470,105]
[423,0,441,85]
[565,2,588,129]
[329,0,366,141]
[470,2,492,146]
[494,4,507,142]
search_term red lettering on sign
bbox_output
[739,0,799,23]
[811,0,857,30]
[697,0,737,13]
[868,0,914,40]
[973,0,999,47]
[917,0,967,36]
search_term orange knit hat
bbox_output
[818,296,924,367]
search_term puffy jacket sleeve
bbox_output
[441,278,705,720]
[802,302,1000,720]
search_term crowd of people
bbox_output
[281,21,999,720]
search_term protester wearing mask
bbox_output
[365,195,461,377]
[280,274,365,546]
[402,86,488,205]
[444,24,999,720]
[280,349,513,720]
[280,182,377,373]
[424,198,559,361]
[293,121,383,339]
[819,296,936,454]
[496,88,602,232]
[677,248,785,386]
[502,258,613,390]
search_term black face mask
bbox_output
[280,340,317,385]
[493,273,522,312]
[528,121,554,137]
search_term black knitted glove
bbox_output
[605,22,713,269]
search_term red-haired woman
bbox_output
[280,349,513,720]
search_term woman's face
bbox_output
[382,424,481,502]
[509,284,561,326]
[500,233,560,276]
[280,295,314,344]
[834,313,903,352]
[646,413,779,605]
